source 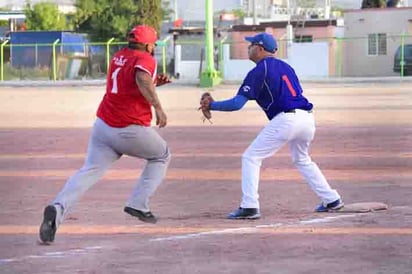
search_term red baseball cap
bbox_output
[128,25,158,44]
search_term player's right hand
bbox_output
[156,74,172,86]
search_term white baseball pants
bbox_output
[240,109,340,209]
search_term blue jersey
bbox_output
[237,57,313,120]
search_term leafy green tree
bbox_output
[231,9,246,19]
[134,0,164,32]
[24,2,68,30]
[161,0,174,22]
[74,0,166,42]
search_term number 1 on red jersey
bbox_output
[111,68,121,94]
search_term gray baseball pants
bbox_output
[52,117,171,223]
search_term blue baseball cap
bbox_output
[245,33,278,53]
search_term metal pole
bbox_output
[200,0,222,87]
[337,37,342,77]
[1,40,9,81]
[106,38,115,72]
[161,36,171,75]
[400,32,405,77]
[199,0,222,87]
[219,36,228,73]
[324,0,331,19]
[52,39,60,81]
[205,0,214,73]
[253,0,257,25]
[35,44,38,67]
[174,0,178,21]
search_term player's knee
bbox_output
[242,151,252,162]
[292,156,312,166]
[242,151,262,167]
[162,147,172,163]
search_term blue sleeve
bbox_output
[237,64,265,99]
[209,94,248,111]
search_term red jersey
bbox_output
[97,48,157,127]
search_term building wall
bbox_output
[343,7,412,76]
[175,43,331,81]
[229,23,340,75]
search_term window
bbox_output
[294,35,313,43]
[368,33,387,56]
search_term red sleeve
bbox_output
[134,54,157,80]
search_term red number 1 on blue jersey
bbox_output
[282,75,297,97]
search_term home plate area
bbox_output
[326,202,388,213]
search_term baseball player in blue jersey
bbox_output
[200,33,344,219]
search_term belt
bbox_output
[283,109,313,113]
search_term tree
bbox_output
[74,0,166,42]
[161,0,174,22]
[134,0,164,32]
[24,2,68,31]
[231,9,246,20]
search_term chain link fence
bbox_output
[1,34,411,81]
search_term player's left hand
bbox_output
[156,74,172,86]
[198,92,214,124]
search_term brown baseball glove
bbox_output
[199,92,214,124]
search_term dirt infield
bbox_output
[0,82,412,274]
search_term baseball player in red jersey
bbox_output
[39,25,172,244]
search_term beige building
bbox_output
[343,7,412,76]
[230,19,341,76]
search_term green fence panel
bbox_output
[1,34,412,81]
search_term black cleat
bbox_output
[39,205,57,244]
[124,206,157,224]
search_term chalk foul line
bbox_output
[150,213,360,242]
[0,246,105,265]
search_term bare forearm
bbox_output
[135,71,163,110]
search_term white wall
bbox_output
[288,42,329,78]
[174,43,330,81]
[223,59,255,81]
[222,44,254,80]
[174,45,202,79]
[222,43,330,81]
